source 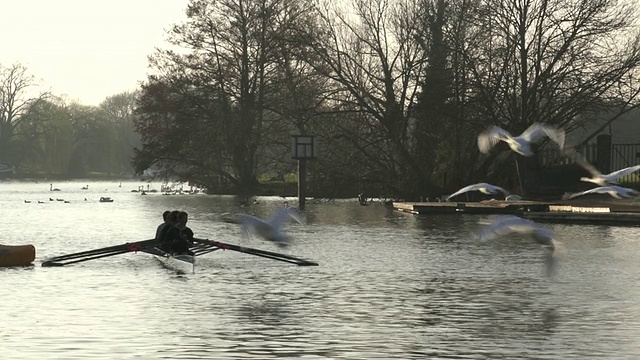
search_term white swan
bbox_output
[563,185,639,200]
[478,123,565,157]
[476,215,560,276]
[446,183,509,201]
[567,149,640,186]
[238,207,304,247]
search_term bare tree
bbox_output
[421,0,640,192]
[302,0,437,196]
[462,0,640,136]
[13,97,73,174]
[136,0,323,192]
[0,63,49,164]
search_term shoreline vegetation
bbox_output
[7,173,640,203]
[4,173,319,198]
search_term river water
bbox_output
[1,180,640,359]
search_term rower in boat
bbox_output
[158,210,194,256]
[155,210,171,241]
[176,211,195,248]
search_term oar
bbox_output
[44,239,159,262]
[41,239,160,267]
[42,248,134,267]
[193,238,318,266]
[238,250,308,265]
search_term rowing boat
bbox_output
[41,238,319,268]
[141,247,195,274]
[161,253,195,274]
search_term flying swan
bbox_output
[237,207,304,247]
[446,183,509,201]
[478,122,565,157]
[565,148,640,186]
[475,215,560,277]
[563,185,639,200]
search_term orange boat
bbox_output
[0,244,36,267]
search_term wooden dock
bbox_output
[393,200,550,215]
[392,200,640,226]
[522,211,640,224]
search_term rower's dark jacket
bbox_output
[159,225,181,252]
[181,227,194,243]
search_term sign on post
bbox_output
[291,135,317,159]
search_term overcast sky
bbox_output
[0,0,188,106]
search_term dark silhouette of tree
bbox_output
[100,91,141,175]
[0,63,49,165]
[67,104,118,177]
[299,0,438,197]
[410,0,640,195]
[129,0,640,198]
[14,98,73,174]
[134,0,323,192]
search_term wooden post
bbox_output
[298,159,307,211]
[291,135,316,211]
[596,134,612,174]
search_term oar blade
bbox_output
[192,238,318,266]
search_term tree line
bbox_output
[132,0,640,198]
[3,0,640,198]
[0,63,140,178]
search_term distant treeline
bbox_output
[4,0,640,198]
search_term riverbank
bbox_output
[5,174,360,199]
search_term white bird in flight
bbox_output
[476,215,560,277]
[478,122,565,157]
[446,183,509,201]
[566,148,640,186]
[237,207,304,247]
[563,185,640,200]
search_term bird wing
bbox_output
[520,123,565,149]
[604,165,640,182]
[532,227,555,245]
[447,184,483,200]
[446,183,507,201]
[571,151,603,179]
[238,214,272,239]
[476,216,554,249]
[609,185,639,198]
[488,184,509,195]
[568,186,616,199]
[288,209,304,225]
[267,207,303,230]
[477,126,512,154]
[475,216,534,241]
